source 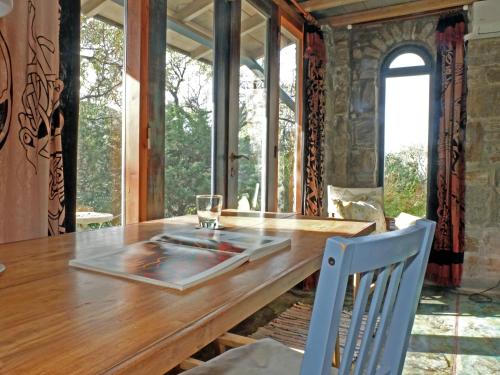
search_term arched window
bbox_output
[378,46,433,218]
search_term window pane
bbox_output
[237,0,267,211]
[164,2,214,217]
[389,53,425,68]
[78,11,125,230]
[384,75,430,217]
[277,30,298,213]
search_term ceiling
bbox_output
[80,0,296,64]
[298,0,418,18]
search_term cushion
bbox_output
[394,212,421,230]
[182,338,338,375]
[332,199,386,233]
[327,186,384,217]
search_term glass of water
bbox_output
[196,195,223,228]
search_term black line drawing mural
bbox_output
[17,1,66,235]
[0,31,12,151]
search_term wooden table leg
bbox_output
[332,334,341,368]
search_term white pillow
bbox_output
[394,212,421,229]
[327,185,384,218]
[333,199,386,233]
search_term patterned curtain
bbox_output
[426,14,467,287]
[302,24,326,290]
[302,24,326,217]
[0,0,66,243]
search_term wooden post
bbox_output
[125,0,166,224]
[59,0,81,233]
[213,0,241,208]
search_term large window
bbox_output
[164,1,214,217]
[236,0,268,211]
[77,7,125,229]
[380,46,432,218]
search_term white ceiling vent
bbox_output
[465,0,500,41]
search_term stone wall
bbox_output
[463,37,500,291]
[322,16,438,201]
[322,16,499,291]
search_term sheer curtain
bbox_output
[0,0,66,243]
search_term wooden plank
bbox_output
[216,332,258,349]
[81,0,107,15]
[273,0,304,30]
[125,0,166,224]
[301,0,365,12]
[179,358,204,370]
[319,0,475,26]
[0,216,374,374]
[178,0,213,22]
[145,0,167,220]
[125,0,142,224]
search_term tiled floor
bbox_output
[404,286,500,374]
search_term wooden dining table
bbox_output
[0,214,374,374]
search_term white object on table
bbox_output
[0,263,5,273]
[0,0,13,17]
[76,211,114,230]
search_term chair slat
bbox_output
[353,265,391,375]
[339,271,375,373]
[365,260,405,374]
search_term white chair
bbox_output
[182,219,436,375]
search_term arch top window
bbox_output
[389,53,426,68]
[382,46,432,78]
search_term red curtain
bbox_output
[302,25,326,290]
[303,24,326,217]
[426,14,466,287]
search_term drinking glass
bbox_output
[196,195,223,228]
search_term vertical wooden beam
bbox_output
[125,0,166,224]
[265,3,281,212]
[60,0,81,233]
[146,0,166,220]
[281,16,304,214]
[213,0,241,208]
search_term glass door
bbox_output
[164,1,214,217]
[233,0,268,212]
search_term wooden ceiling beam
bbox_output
[177,0,213,22]
[301,0,365,12]
[82,0,108,16]
[319,0,475,27]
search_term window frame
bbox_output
[377,44,434,190]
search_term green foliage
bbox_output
[384,146,427,218]
[77,17,123,222]
[164,104,212,217]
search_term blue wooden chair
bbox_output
[182,219,435,375]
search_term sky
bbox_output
[384,74,430,155]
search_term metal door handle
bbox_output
[230,152,250,162]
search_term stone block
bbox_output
[465,120,484,163]
[467,66,487,86]
[467,38,500,65]
[486,67,500,84]
[359,58,378,79]
[465,185,494,225]
[350,79,376,115]
[468,86,500,119]
[465,168,490,185]
[353,118,375,146]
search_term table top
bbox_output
[76,211,114,225]
[0,215,374,374]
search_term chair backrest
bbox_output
[300,219,435,375]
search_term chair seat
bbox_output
[182,338,338,375]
